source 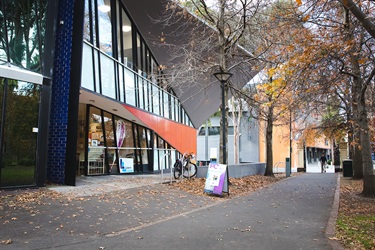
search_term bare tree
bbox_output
[155,0,268,165]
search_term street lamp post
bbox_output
[213,69,233,165]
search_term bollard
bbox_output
[286,157,291,177]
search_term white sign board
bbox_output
[119,158,134,173]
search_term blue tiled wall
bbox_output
[47,0,74,184]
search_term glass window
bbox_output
[175,99,180,123]
[147,84,154,113]
[163,92,169,119]
[87,107,107,175]
[88,107,103,147]
[138,78,144,109]
[94,51,100,92]
[153,85,159,116]
[117,7,133,68]
[151,58,158,84]
[0,1,47,72]
[100,53,116,99]
[228,126,234,135]
[208,127,220,136]
[81,44,95,90]
[97,0,113,56]
[118,64,124,102]
[198,127,206,136]
[144,81,150,111]
[103,112,116,172]
[136,34,141,73]
[181,109,185,124]
[145,49,151,77]
[170,97,174,121]
[0,80,40,187]
[138,126,148,167]
[153,136,159,171]
[116,118,136,172]
[124,67,136,106]
[103,112,115,147]
[83,0,93,43]
[141,43,146,77]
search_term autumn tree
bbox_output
[293,0,375,196]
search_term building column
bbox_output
[47,0,84,185]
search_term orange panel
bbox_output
[123,105,197,154]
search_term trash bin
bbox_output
[342,159,353,177]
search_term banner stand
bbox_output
[203,161,229,197]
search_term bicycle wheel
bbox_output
[182,162,197,178]
[173,166,182,179]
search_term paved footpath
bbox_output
[1,173,339,250]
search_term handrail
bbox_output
[273,161,286,173]
[159,149,176,183]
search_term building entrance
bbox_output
[76,104,155,176]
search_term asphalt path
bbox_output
[1,173,338,250]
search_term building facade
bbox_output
[197,113,332,173]
[197,114,260,165]
[0,0,202,188]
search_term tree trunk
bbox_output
[218,0,228,166]
[333,140,340,167]
[358,92,375,196]
[349,26,364,179]
[347,120,353,160]
[351,69,363,179]
[341,0,374,196]
[352,128,363,179]
[231,97,242,164]
[265,107,274,176]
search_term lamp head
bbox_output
[213,70,233,82]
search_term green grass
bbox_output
[1,165,35,187]
[336,214,375,249]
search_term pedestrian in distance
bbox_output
[320,154,327,173]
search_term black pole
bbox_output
[221,79,226,165]
[221,79,230,194]
[290,109,292,173]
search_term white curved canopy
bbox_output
[123,0,258,128]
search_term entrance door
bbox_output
[0,80,40,187]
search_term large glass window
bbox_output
[0,80,40,187]
[0,0,47,72]
[116,118,135,172]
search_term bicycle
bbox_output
[173,152,197,179]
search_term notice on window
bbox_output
[204,163,228,195]
[119,158,134,173]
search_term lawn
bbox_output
[335,178,375,249]
[1,165,35,187]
